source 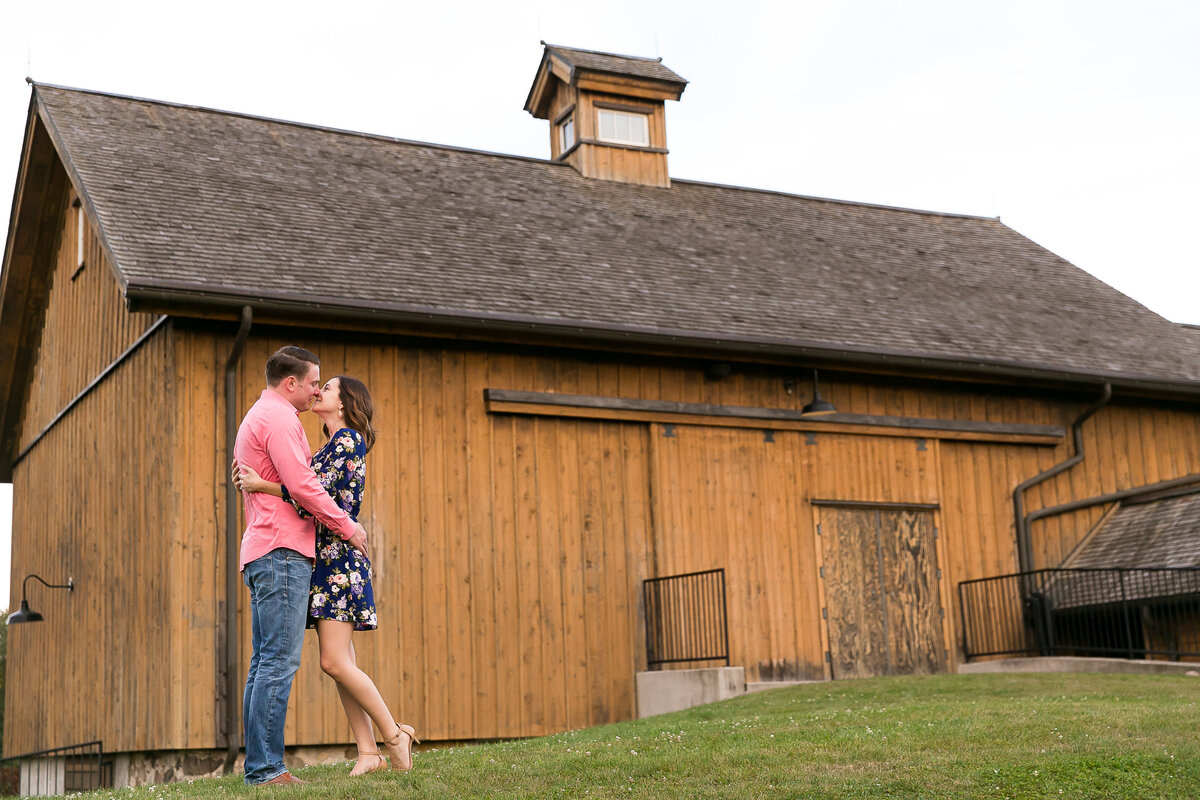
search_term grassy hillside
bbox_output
[76,672,1200,799]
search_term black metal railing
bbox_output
[0,741,111,797]
[644,568,730,668]
[960,568,1200,661]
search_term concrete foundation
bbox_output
[635,666,745,718]
[958,656,1200,676]
[746,679,822,693]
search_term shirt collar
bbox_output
[260,388,302,416]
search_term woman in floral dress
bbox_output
[234,376,417,775]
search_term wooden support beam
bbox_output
[484,389,1065,445]
[811,499,941,510]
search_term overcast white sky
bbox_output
[0,0,1197,607]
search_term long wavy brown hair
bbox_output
[322,375,377,453]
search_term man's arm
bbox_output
[261,412,370,556]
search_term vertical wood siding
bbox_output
[649,425,823,680]
[648,427,942,681]
[170,335,657,749]
[150,336,1200,746]
[5,329,173,756]
[16,187,158,452]
[5,190,170,757]
[11,311,1200,753]
[547,84,670,186]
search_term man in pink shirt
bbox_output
[235,346,369,787]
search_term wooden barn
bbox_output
[2,44,1199,786]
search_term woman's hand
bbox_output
[231,459,272,494]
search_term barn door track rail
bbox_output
[484,389,1064,446]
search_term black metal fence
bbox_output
[643,568,729,668]
[960,568,1200,661]
[0,741,111,797]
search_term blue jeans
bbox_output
[242,548,312,785]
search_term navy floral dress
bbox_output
[281,428,378,631]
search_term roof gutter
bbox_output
[1012,383,1112,575]
[125,283,1200,402]
[222,305,253,773]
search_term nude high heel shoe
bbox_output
[381,723,419,771]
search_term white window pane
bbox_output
[597,109,650,145]
[633,115,648,144]
[616,113,630,141]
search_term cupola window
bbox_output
[597,109,649,146]
[525,44,686,186]
[560,116,575,151]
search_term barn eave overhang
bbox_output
[124,280,1200,403]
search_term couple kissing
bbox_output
[233,346,416,786]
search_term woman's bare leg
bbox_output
[334,642,375,752]
[317,620,401,741]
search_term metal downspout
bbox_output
[1011,382,1112,574]
[222,306,253,773]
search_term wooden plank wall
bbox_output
[649,427,940,681]
[16,187,158,451]
[5,188,170,757]
[649,425,822,680]
[578,141,669,187]
[574,91,668,187]
[171,334,656,750]
[5,330,173,757]
[937,400,1200,586]
[545,76,670,186]
[199,337,1200,745]
[12,313,1200,754]
[169,332,230,751]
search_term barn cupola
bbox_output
[524,43,687,188]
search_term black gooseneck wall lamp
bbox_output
[799,369,838,417]
[6,574,75,625]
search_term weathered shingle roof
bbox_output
[544,44,686,85]
[1066,491,1200,570]
[29,84,1200,388]
[1044,491,1200,607]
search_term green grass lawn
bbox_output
[85,672,1199,799]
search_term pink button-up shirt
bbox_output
[236,389,355,570]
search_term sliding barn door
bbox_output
[820,507,946,678]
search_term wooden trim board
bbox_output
[484,389,1065,445]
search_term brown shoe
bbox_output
[260,771,306,786]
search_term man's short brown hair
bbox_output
[265,346,320,387]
